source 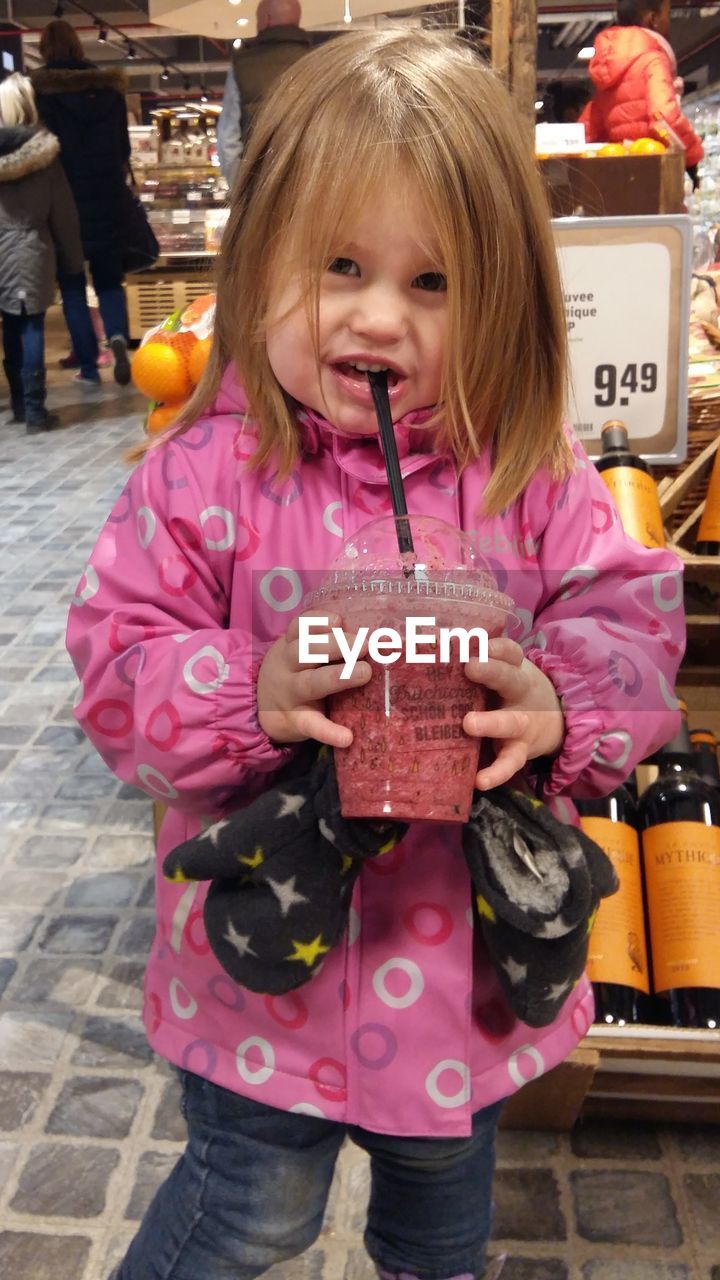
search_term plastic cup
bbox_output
[305,515,517,823]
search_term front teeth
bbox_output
[350,362,389,373]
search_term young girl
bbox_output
[67,30,684,1280]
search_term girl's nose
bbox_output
[347,285,408,344]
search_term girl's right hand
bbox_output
[257,612,371,747]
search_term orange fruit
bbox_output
[154,329,198,363]
[131,342,193,403]
[188,335,212,386]
[629,137,666,155]
[598,143,626,157]
[147,402,185,434]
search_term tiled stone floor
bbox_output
[1,313,719,1280]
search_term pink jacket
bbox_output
[66,367,684,1137]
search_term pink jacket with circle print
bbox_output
[66,365,684,1137]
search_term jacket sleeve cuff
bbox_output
[212,637,295,776]
[524,647,600,796]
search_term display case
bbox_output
[138,164,228,257]
[125,112,228,338]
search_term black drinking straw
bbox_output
[367,370,415,562]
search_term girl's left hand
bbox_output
[463,637,565,791]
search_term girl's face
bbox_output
[265,184,448,435]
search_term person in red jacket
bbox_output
[580,0,703,179]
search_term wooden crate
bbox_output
[501,1027,720,1129]
[540,149,685,217]
[126,271,215,340]
[582,1026,720,1125]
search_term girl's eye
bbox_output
[328,258,359,277]
[414,272,447,293]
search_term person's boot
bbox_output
[110,334,131,386]
[22,369,59,434]
[3,359,25,422]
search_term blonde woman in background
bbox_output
[0,72,87,431]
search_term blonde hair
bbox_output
[0,73,39,127]
[141,30,572,513]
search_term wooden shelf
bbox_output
[581,1025,720,1125]
[501,1025,720,1129]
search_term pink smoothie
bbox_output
[329,595,510,823]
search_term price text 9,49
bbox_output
[594,362,658,408]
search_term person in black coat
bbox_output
[31,19,132,385]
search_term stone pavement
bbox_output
[0,314,719,1280]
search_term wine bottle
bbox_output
[576,785,651,1026]
[690,729,720,793]
[595,420,666,549]
[624,770,639,804]
[695,443,720,555]
[638,721,720,1030]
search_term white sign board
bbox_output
[552,216,691,464]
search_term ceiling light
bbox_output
[229,0,243,5]
[53,2,64,16]
[126,42,136,60]
[200,85,208,103]
[535,100,544,110]
[98,27,108,42]
[577,46,595,60]
[343,0,352,22]
[233,38,242,48]
[236,17,249,24]
[184,78,191,92]
[161,65,170,81]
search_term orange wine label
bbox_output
[599,467,665,548]
[581,816,650,993]
[697,451,720,543]
[642,821,720,992]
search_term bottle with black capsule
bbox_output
[638,720,720,1029]
[695,445,720,555]
[577,784,651,1026]
[595,420,666,549]
[690,729,720,793]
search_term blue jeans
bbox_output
[89,248,128,343]
[2,308,45,374]
[115,1070,502,1280]
[58,273,99,378]
[59,250,129,377]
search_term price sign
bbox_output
[552,216,691,464]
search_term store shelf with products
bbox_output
[126,113,229,338]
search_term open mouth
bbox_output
[333,361,402,388]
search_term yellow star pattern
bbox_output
[237,845,264,869]
[165,866,190,883]
[286,934,331,967]
[340,853,354,875]
[475,893,496,924]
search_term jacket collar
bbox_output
[255,25,311,46]
[30,63,128,95]
[0,127,59,183]
[645,28,678,74]
[296,405,441,485]
[214,362,446,485]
